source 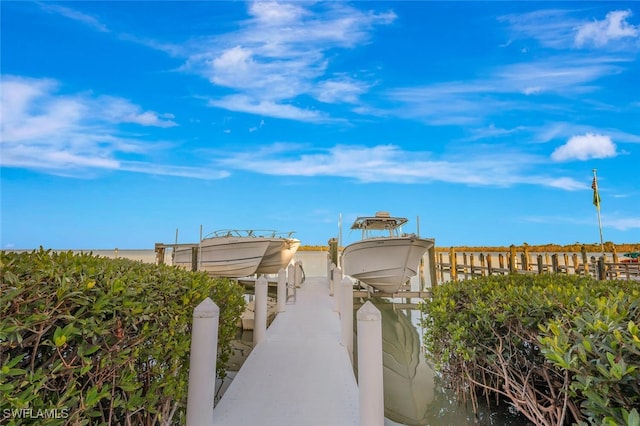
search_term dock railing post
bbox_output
[327,256,333,294]
[287,264,296,304]
[428,245,437,288]
[294,260,303,287]
[333,266,342,313]
[329,262,335,296]
[357,301,384,426]
[449,247,458,281]
[186,298,219,426]
[509,244,517,273]
[341,276,354,363]
[597,256,606,280]
[277,268,286,313]
[254,275,268,346]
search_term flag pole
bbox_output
[592,169,604,256]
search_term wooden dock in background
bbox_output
[435,246,639,283]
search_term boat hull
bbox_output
[174,238,271,278]
[256,238,301,274]
[343,237,434,293]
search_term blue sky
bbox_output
[1,1,639,249]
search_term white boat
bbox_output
[256,233,301,274]
[342,212,434,293]
[173,230,299,278]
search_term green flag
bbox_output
[591,177,600,208]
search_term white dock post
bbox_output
[186,298,219,426]
[327,255,332,291]
[357,301,384,426]
[294,260,303,287]
[277,268,286,313]
[329,263,335,296]
[287,263,296,304]
[340,276,354,363]
[333,265,342,313]
[254,275,268,346]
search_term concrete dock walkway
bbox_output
[212,276,359,425]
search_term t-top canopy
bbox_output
[350,211,408,230]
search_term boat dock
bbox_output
[212,276,359,425]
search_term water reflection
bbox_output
[356,299,531,426]
[377,301,434,424]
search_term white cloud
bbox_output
[181,2,396,119]
[543,177,586,191]
[575,10,639,48]
[248,1,306,25]
[313,76,370,104]
[0,75,224,179]
[96,96,177,127]
[551,133,618,162]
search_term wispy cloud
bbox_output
[500,8,640,51]
[210,142,584,190]
[499,9,580,49]
[495,57,625,95]
[462,124,529,142]
[531,122,640,145]
[524,213,640,231]
[208,95,331,123]
[38,1,110,32]
[386,54,623,126]
[0,75,225,179]
[605,216,640,231]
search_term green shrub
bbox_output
[539,290,640,426]
[422,274,640,426]
[0,249,245,425]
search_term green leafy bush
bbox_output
[539,290,640,426]
[1,249,245,425]
[422,274,640,426]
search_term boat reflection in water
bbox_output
[355,299,530,426]
[377,300,434,425]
